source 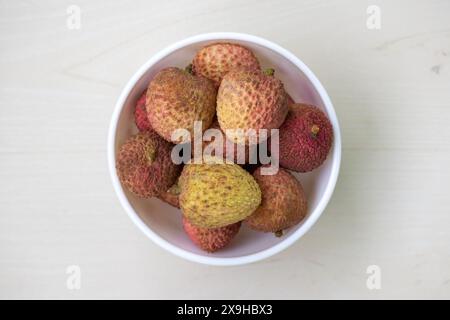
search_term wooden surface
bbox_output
[1,0,449,299]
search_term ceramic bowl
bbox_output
[108,32,341,266]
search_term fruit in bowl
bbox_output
[217,67,288,145]
[109,33,341,265]
[179,158,262,228]
[192,42,260,88]
[114,41,335,254]
[116,131,181,198]
[278,103,334,172]
[146,67,217,144]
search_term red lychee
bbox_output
[246,166,307,234]
[134,91,152,132]
[192,42,260,87]
[278,104,333,172]
[116,131,181,198]
[183,217,241,252]
[147,67,216,144]
[217,68,288,145]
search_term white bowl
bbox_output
[108,32,341,266]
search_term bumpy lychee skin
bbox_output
[134,91,152,132]
[246,167,307,233]
[146,67,216,143]
[183,217,241,252]
[217,68,288,145]
[279,103,333,172]
[179,160,261,228]
[199,121,262,165]
[192,43,260,87]
[116,131,181,198]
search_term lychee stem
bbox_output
[310,124,320,138]
[145,147,157,165]
[264,68,275,76]
[167,182,181,195]
[185,63,194,75]
[275,230,283,237]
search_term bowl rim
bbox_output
[107,32,342,266]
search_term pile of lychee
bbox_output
[116,43,334,253]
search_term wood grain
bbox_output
[0,0,449,299]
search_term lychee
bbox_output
[179,159,261,228]
[183,217,241,252]
[146,67,216,143]
[217,68,288,145]
[116,131,181,198]
[278,103,333,172]
[246,167,307,234]
[134,91,152,132]
[192,43,260,87]
[199,120,261,165]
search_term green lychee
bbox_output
[179,159,261,228]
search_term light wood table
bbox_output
[1,0,449,299]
